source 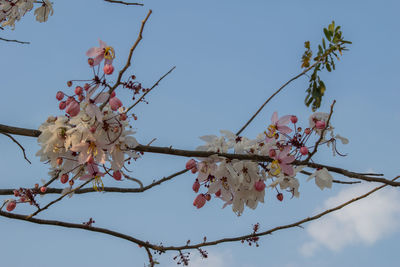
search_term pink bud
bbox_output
[119,113,127,121]
[59,101,67,110]
[103,64,114,75]
[66,101,80,117]
[56,91,64,101]
[193,194,207,209]
[304,128,311,135]
[109,97,122,111]
[56,157,63,165]
[268,149,276,158]
[192,180,200,193]
[254,180,266,192]
[205,194,211,201]
[84,83,90,91]
[113,171,122,181]
[277,193,284,201]
[75,86,83,95]
[315,121,326,130]
[300,146,308,156]
[88,58,94,66]
[185,159,197,170]
[215,190,221,197]
[110,91,116,98]
[6,200,16,212]
[60,174,69,184]
[67,81,73,87]
[40,186,47,193]
[290,115,298,124]
[13,190,20,197]
[69,180,74,186]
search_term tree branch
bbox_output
[0,176,395,252]
[104,0,143,6]
[0,37,30,44]
[0,169,188,196]
[1,132,31,164]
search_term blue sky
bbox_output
[1,0,400,266]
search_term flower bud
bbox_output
[290,115,298,124]
[304,128,311,135]
[193,194,207,209]
[75,86,83,95]
[103,64,114,75]
[6,200,16,212]
[300,146,308,156]
[66,101,80,117]
[185,159,197,170]
[113,171,122,181]
[56,157,63,165]
[56,91,64,101]
[109,97,123,111]
[60,174,69,184]
[276,193,284,201]
[59,101,67,110]
[315,121,326,130]
[67,81,72,87]
[192,180,200,193]
[254,180,266,192]
[88,58,94,66]
[40,186,47,193]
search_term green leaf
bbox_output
[323,28,332,41]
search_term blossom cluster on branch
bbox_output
[187,112,348,215]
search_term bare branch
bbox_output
[145,247,155,267]
[104,0,143,6]
[0,169,188,196]
[125,66,176,114]
[0,37,30,44]
[0,176,396,252]
[0,124,41,137]
[1,132,31,164]
[236,60,321,136]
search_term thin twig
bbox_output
[1,132,31,164]
[305,100,336,161]
[236,60,321,136]
[0,37,30,44]
[145,247,155,267]
[26,179,93,219]
[104,0,143,6]
[0,169,188,196]
[125,66,176,114]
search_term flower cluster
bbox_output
[0,0,53,29]
[187,112,348,216]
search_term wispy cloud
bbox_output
[300,183,400,256]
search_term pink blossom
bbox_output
[109,96,123,111]
[315,120,326,129]
[193,194,207,209]
[80,163,105,180]
[66,101,80,117]
[270,112,292,134]
[300,146,308,155]
[274,146,295,176]
[86,40,115,66]
[185,159,197,170]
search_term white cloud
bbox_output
[300,183,400,256]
